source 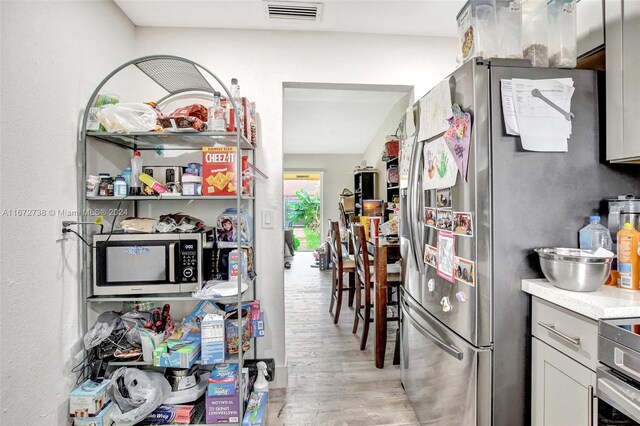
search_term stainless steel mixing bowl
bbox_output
[534,248,613,292]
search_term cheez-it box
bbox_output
[202,147,238,196]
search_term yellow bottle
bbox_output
[617,223,640,290]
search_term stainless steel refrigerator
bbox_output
[399,58,640,425]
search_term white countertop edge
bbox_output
[522,278,640,320]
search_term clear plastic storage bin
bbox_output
[496,0,523,58]
[521,0,549,67]
[547,0,577,68]
[457,0,498,63]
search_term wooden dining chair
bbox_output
[351,223,401,351]
[328,221,355,324]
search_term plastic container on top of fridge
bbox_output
[547,0,577,68]
[521,0,549,67]
[457,0,499,63]
[496,0,523,59]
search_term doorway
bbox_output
[283,171,323,253]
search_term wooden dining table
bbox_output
[366,236,401,369]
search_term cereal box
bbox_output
[202,147,238,196]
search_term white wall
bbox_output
[284,154,364,237]
[134,27,458,386]
[362,92,412,199]
[0,1,135,425]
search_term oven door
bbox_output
[93,234,181,295]
[597,366,640,424]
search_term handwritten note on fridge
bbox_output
[417,78,453,142]
[501,78,574,152]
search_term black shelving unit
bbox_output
[353,169,378,216]
[384,156,400,204]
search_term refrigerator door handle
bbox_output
[408,136,425,274]
[401,296,464,360]
[406,137,417,264]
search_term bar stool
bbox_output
[351,223,401,351]
[328,221,355,324]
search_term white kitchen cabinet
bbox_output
[532,337,597,426]
[577,0,605,57]
[606,0,640,162]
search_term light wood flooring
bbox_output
[266,252,419,425]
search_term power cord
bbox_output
[62,198,125,249]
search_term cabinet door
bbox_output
[606,0,640,161]
[532,337,596,426]
[622,0,640,159]
[577,0,604,57]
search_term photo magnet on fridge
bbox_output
[454,256,475,287]
[453,211,473,237]
[425,208,436,228]
[437,231,456,283]
[436,209,453,231]
[435,187,452,208]
[424,244,438,267]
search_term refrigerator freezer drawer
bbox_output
[400,292,491,426]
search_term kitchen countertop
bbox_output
[522,279,640,320]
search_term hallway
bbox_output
[267,252,419,425]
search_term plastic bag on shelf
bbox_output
[120,311,154,346]
[97,102,158,133]
[192,278,250,300]
[107,367,171,424]
[83,311,120,350]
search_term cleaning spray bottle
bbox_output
[253,361,269,393]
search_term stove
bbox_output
[597,319,640,424]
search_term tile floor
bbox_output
[266,252,419,425]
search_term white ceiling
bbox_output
[283,84,410,154]
[114,1,450,155]
[115,0,464,37]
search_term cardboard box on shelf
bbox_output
[201,313,225,366]
[202,147,238,196]
[242,392,269,426]
[69,379,111,417]
[153,332,201,368]
[208,363,238,397]
[143,404,195,425]
[73,401,114,426]
[205,387,240,424]
[251,312,265,338]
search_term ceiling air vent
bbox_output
[266,1,323,21]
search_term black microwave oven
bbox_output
[92,231,213,295]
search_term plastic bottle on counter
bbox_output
[114,175,127,197]
[579,215,613,251]
[130,151,143,196]
[617,223,640,290]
